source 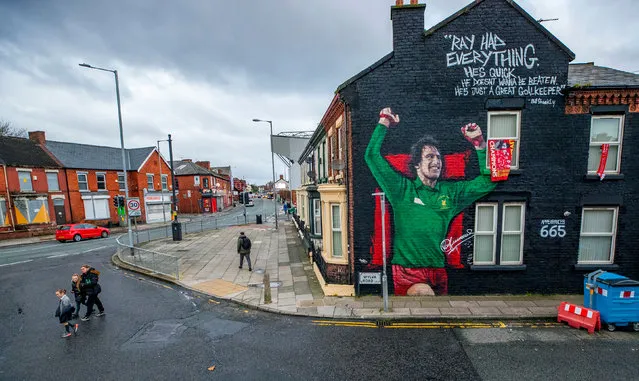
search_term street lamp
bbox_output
[252,118,278,230]
[157,139,169,223]
[79,63,133,247]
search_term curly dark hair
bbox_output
[408,135,441,177]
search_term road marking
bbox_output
[0,259,34,267]
[47,254,69,258]
[311,320,561,329]
[81,245,109,253]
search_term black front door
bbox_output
[53,199,66,225]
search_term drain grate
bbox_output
[376,320,392,328]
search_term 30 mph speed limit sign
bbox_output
[127,198,142,217]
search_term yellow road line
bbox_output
[311,320,566,330]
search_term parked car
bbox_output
[56,224,110,242]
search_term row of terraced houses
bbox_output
[293,0,639,296]
[0,131,238,239]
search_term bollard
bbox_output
[263,272,272,304]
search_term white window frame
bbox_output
[203,177,209,189]
[81,195,110,220]
[46,172,60,191]
[487,111,521,170]
[331,204,343,257]
[146,174,154,190]
[578,207,618,264]
[587,115,624,175]
[77,172,88,192]
[96,172,106,191]
[500,202,525,265]
[473,203,497,265]
[18,170,33,192]
[117,173,126,191]
[312,198,322,235]
[0,198,7,226]
[161,175,168,191]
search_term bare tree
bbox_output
[0,120,27,138]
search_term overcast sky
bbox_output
[1,0,636,184]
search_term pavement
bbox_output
[113,217,583,320]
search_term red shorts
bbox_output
[392,265,448,296]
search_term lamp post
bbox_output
[168,134,181,241]
[79,63,133,247]
[157,139,169,223]
[252,118,278,230]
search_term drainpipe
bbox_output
[2,164,16,231]
[340,97,354,283]
[64,169,74,223]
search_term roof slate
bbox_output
[174,161,213,176]
[568,63,639,88]
[44,141,154,171]
[0,136,61,168]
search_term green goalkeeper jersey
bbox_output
[365,124,496,268]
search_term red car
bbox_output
[56,224,110,242]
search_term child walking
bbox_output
[55,289,78,338]
[70,274,85,319]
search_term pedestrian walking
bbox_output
[237,231,252,271]
[80,264,105,321]
[54,289,78,338]
[70,273,85,319]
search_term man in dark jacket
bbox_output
[80,264,105,321]
[237,232,252,271]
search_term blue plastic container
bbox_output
[584,270,639,331]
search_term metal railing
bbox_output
[116,237,180,280]
[116,213,268,279]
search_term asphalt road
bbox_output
[1,248,638,380]
[0,198,280,266]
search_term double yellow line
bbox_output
[311,320,561,329]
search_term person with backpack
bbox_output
[79,264,105,321]
[237,231,252,271]
[54,289,78,338]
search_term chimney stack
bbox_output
[195,161,210,170]
[391,1,426,57]
[29,131,46,145]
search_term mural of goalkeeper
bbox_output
[364,107,496,296]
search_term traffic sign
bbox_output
[127,198,141,217]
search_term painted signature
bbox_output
[441,229,474,255]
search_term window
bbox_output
[588,116,623,174]
[194,176,200,186]
[474,202,525,265]
[312,198,322,235]
[147,174,154,190]
[579,207,618,264]
[46,172,60,191]
[161,175,168,191]
[96,173,106,190]
[331,204,342,257]
[487,111,520,169]
[203,177,209,188]
[118,173,126,191]
[18,171,33,191]
[82,196,110,220]
[78,173,88,191]
[13,198,49,224]
[0,198,7,226]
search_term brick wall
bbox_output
[339,0,639,295]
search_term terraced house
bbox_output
[0,134,66,237]
[295,0,639,296]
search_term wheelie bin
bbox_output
[584,270,639,332]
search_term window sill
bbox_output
[584,174,624,181]
[574,264,619,271]
[470,264,527,271]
